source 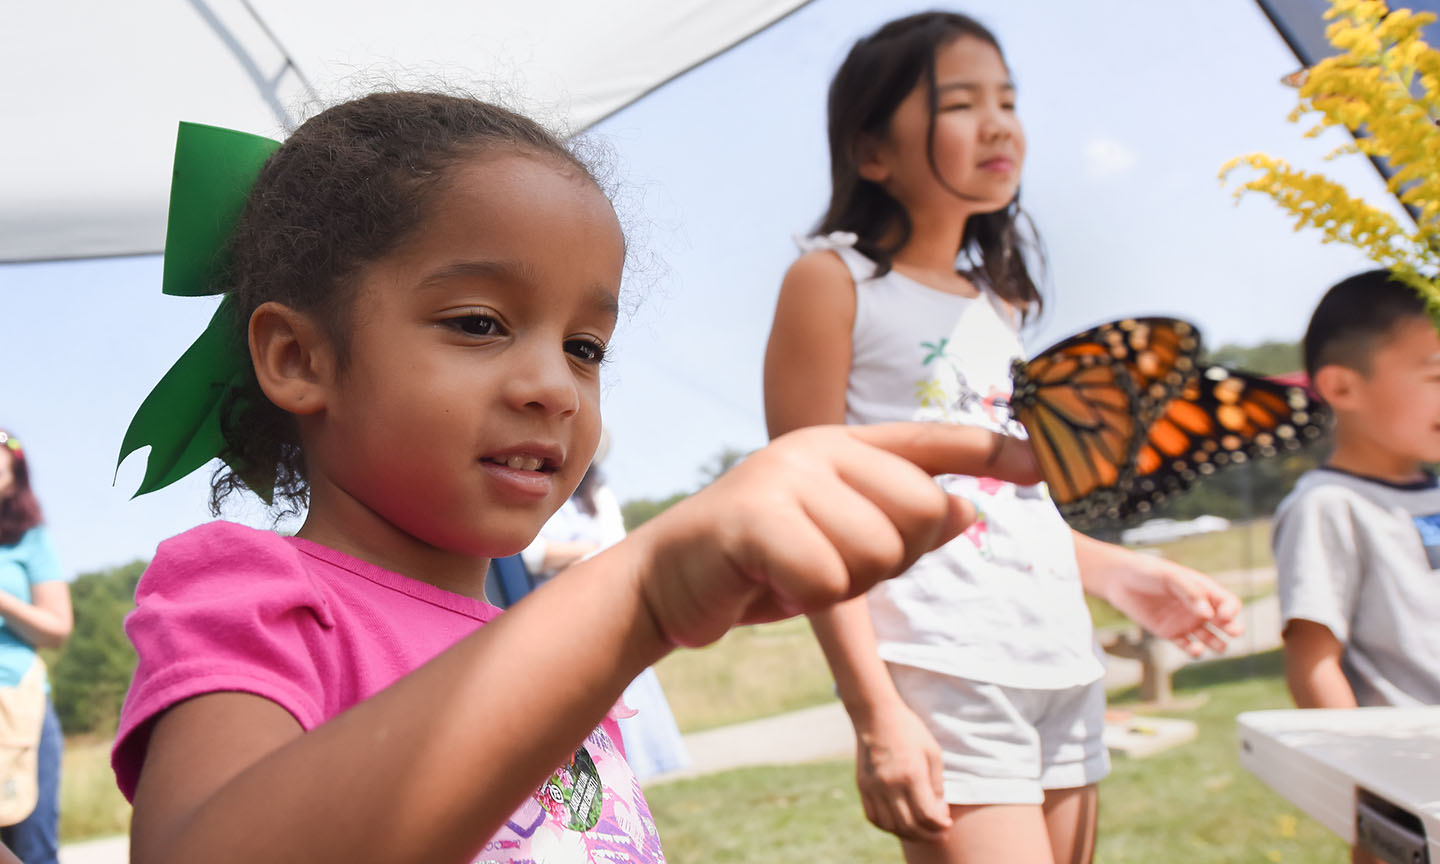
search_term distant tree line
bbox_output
[43,561,144,735]
[620,445,750,531]
[1205,340,1302,377]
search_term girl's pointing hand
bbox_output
[624,423,1038,649]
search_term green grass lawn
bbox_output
[1136,518,1274,576]
[647,650,1348,864]
[59,736,129,843]
[1097,650,1345,863]
[653,617,836,733]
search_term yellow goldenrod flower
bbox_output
[1224,0,1440,322]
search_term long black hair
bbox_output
[818,11,1043,316]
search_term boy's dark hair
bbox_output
[1303,268,1430,379]
[213,91,599,516]
[0,435,43,546]
[818,11,1043,316]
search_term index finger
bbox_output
[845,422,1041,486]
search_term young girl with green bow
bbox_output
[112,90,1039,864]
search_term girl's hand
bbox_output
[626,423,1036,649]
[853,699,952,841]
[1090,545,1245,656]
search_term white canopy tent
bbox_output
[1,0,810,263]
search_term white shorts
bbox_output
[888,663,1110,806]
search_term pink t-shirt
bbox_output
[114,521,666,862]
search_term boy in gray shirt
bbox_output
[1274,269,1440,708]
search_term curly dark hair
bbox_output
[211,91,600,516]
[817,11,1044,317]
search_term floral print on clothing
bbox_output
[959,510,992,556]
[916,313,1035,565]
[480,726,666,863]
[915,358,1023,437]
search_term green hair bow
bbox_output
[116,122,281,500]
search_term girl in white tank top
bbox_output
[764,14,1244,864]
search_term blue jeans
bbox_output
[2,698,60,864]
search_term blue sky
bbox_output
[0,0,1404,576]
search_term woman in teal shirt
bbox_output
[0,431,71,864]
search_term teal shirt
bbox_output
[0,527,65,687]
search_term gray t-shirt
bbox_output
[1273,467,1440,706]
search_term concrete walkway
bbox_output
[58,594,1284,863]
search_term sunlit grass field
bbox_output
[59,736,128,843]
[1138,518,1274,577]
[653,616,835,734]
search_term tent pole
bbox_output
[185,0,320,132]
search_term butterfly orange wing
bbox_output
[1121,366,1329,518]
[1010,318,1202,525]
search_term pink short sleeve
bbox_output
[112,522,335,801]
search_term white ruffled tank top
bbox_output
[801,231,1104,689]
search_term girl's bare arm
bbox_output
[764,250,952,839]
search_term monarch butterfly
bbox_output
[1009,318,1328,527]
